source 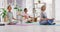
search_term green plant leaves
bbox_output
[14,5,22,11]
[2,8,7,18]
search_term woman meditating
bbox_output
[22,8,33,23]
[39,5,55,25]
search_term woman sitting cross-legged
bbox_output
[7,5,17,25]
[39,5,55,25]
[22,8,33,23]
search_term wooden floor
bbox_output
[0,21,60,32]
[0,25,60,32]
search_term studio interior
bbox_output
[0,0,60,25]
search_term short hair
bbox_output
[7,5,12,9]
[24,8,27,11]
[41,5,46,10]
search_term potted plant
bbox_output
[33,8,37,22]
[14,5,23,24]
[14,5,22,16]
[0,8,7,26]
[2,8,7,22]
[14,5,22,11]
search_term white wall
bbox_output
[25,0,34,17]
[55,0,60,21]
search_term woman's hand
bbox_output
[48,18,55,20]
[13,18,18,20]
[40,18,48,21]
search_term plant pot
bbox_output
[4,16,8,22]
[34,18,37,22]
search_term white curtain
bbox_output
[0,0,4,22]
[0,0,4,8]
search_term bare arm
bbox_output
[40,18,55,21]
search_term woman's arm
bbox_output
[13,18,17,20]
[40,18,48,21]
[47,18,55,20]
